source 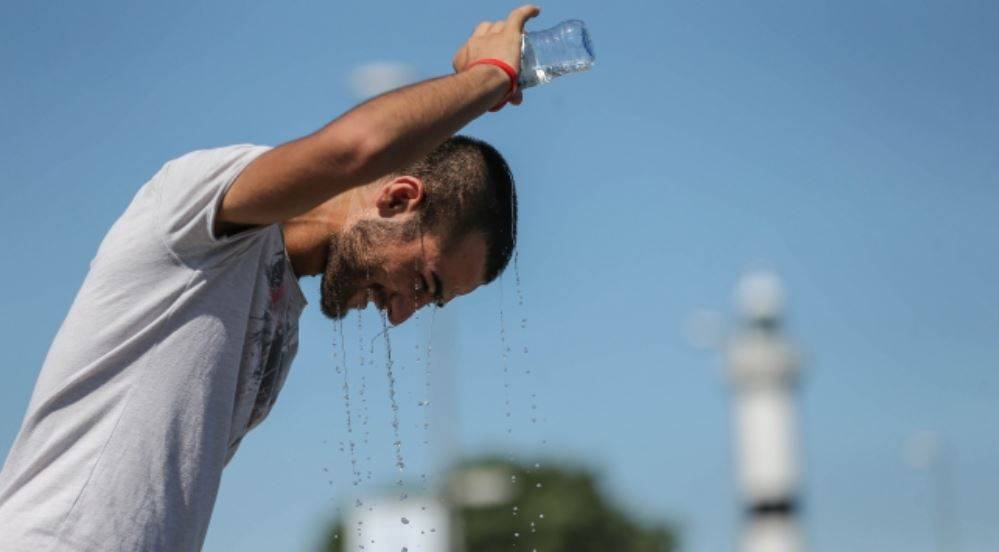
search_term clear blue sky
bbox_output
[2,1,998,550]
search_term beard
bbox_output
[319,218,420,320]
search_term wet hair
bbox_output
[403,135,517,284]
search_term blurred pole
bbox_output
[904,431,962,552]
[933,450,960,552]
[428,307,462,552]
[726,272,804,552]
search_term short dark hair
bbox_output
[404,135,517,284]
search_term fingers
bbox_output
[506,4,541,30]
[472,22,491,37]
[474,20,507,35]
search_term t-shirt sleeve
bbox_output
[153,144,273,264]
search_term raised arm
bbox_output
[217,5,540,231]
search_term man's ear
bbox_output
[375,176,425,218]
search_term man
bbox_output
[0,5,539,550]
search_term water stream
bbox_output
[335,318,361,487]
[379,310,406,473]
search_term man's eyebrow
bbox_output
[432,271,445,306]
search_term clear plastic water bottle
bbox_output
[519,20,595,89]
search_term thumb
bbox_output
[506,5,541,31]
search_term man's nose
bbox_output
[389,294,429,326]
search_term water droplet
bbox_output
[514,532,520,538]
[536,482,542,488]
[401,517,410,524]
[380,312,407,475]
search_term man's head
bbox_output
[319,135,517,325]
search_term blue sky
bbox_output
[2,1,998,550]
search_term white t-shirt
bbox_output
[0,144,307,551]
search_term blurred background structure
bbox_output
[2,1,999,551]
[322,459,677,552]
[726,272,803,552]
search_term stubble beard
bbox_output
[319,224,383,320]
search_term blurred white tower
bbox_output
[726,271,803,552]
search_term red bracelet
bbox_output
[466,58,518,112]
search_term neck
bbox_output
[281,188,367,277]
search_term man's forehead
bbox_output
[436,232,488,298]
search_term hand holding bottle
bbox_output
[452,5,541,107]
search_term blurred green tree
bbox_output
[322,458,678,552]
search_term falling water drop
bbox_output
[380,311,406,472]
[357,313,371,452]
[512,250,547,452]
[498,277,513,439]
[514,251,526,311]
[335,319,361,488]
[418,306,437,452]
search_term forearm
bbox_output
[320,64,510,182]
